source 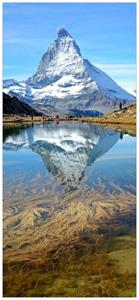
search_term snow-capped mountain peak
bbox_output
[57,27,72,38]
[28,27,84,87]
[3,27,135,115]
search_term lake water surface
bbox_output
[3,122,136,297]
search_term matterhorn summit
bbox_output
[27,27,85,86]
[3,27,135,115]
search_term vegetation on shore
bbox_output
[89,104,136,125]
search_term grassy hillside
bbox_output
[90,104,136,125]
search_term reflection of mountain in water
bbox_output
[3,123,120,189]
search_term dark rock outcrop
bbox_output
[3,93,42,116]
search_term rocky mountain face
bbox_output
[3,122,120,189]
[3,92,42,116]
[3,27,135,115]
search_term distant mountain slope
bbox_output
[3,93,42,116]
[3,27,135,115]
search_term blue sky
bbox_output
[3,2,136,94]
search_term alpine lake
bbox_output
[3,121,136,297]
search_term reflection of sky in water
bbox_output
[99,135,136,160]
[3,149,50,190]
[84,135,136,191]
[3,124,136,196]
[4,149,46,173]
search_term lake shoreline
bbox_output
[3,115,136,136]
[3,115,136,125]
[3,104,136,133]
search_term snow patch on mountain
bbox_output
[32,76,98,101]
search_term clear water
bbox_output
[3,122,136,297]
[3,122,136,198]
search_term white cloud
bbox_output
[3,65,24,70]
[95,63,136,74]
[4,38,27,44]
[4,73,34,81]
[116,80,136,96]
[4,37,48,44]
[94,63,136,95]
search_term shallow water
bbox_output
[3,122,136,297]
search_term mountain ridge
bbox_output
[3,27,135,116]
